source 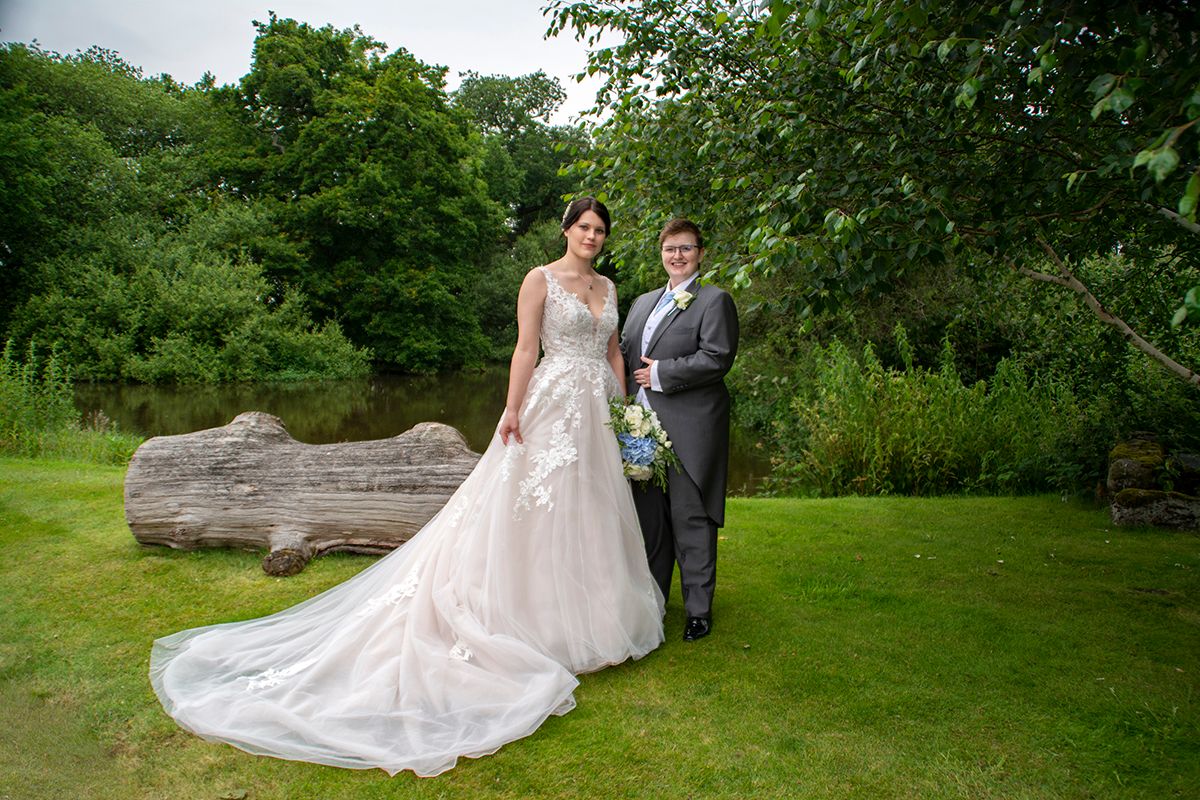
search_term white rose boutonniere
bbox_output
[673,289,695,311]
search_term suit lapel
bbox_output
[646,287,693,355]
[630,291,662,359]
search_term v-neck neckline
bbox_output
[543,267,608,322]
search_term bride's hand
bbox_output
[499,409,523,445]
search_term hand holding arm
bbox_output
[632,356,654,389]
[655,291,739,393]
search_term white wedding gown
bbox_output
[149,267,665,777]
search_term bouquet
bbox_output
[608,397,680,491]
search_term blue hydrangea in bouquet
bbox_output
[608,397,680,490]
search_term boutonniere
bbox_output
[673,289,695,310]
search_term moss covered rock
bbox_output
[1111,488,1200,529]
[1106,439,1164,494]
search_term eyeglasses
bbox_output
[661,245,698,255]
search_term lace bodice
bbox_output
[537,266,618,362]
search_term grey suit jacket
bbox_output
[620,282,739,525]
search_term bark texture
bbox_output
[124,412,481,575]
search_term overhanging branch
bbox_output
[1013,238,1200,390]
[1155,205,1200,236]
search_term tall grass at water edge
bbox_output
[0,341,142,464]
[759,327,1118,496]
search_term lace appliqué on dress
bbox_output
[355,567,421,618]
[516,417,577,514]
[449,639,473,662]
[498,441,525,484]
[444,495,469,528]
[245,655,319,691]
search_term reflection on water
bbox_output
[75,370,771,495]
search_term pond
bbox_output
[75,370,772,495]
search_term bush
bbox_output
[10,213,373,383]
[0,341,142,464]
[757,327,1110,496]
[731,246,1200,496]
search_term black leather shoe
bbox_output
[683,617,711,642]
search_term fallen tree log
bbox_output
[124,412,481,575]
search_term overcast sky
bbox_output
[0,0,607,122]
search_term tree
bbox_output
[454,70,566,138]
[546,0,1200,385]
[454,70,590,234]
[233,15,504,370]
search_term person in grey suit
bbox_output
[620,218,739,642]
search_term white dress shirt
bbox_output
[636,273,698,407]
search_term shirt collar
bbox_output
[665,273,698,294]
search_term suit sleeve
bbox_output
[624,296,643,395]
[619,296,641,361]
[655,291,738,394]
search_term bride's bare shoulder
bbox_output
[518,265,550,301]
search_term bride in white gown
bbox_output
[149,197,665,777]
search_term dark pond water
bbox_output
[75,370,772,495]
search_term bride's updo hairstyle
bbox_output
[561,196,611,236]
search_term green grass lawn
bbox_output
[1,458,1197,799]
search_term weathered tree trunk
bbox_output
[124,412,481,575]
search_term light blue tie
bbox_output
[654,290,675,313]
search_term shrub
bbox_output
[762,327,1108,496]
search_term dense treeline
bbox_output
[0,14,582,380]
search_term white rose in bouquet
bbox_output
[624,464,653,481]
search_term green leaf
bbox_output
[1027,67,1043,85]
[1148,147,1180,182]
[1180,174,1200,218]
[1182,87,1200,118]
[1108,87,1135,115]
[1181,194,1197,218]
[955,78,982,109]
[1087,73,1116,100]
[713,11,729,29]
[1135,38,1150,63]
[937,39,955,61]
[1172,306,1189,329]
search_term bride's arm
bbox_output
[606,279,626,396]
[500,269,547,445]
[607,331,626,397]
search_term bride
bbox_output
[149,197,665,777]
